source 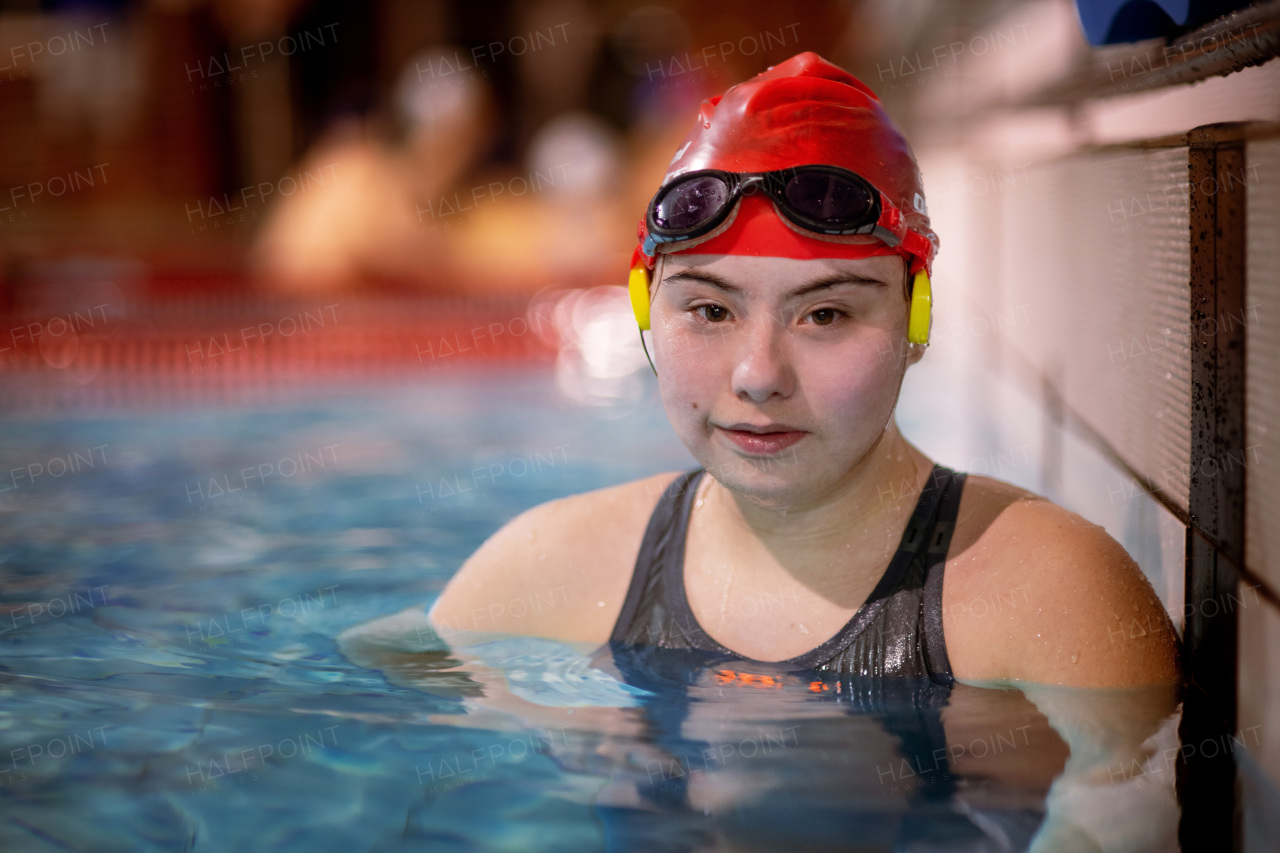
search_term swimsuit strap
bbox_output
[923,467,966,683]
[610,470,705,646]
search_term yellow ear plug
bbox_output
[908,270,931,345]
[628,265,652,331]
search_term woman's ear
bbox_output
[906,340,927,366]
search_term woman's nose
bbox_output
[730,310,795,402]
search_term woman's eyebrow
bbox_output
[662,269,744,295]
[663,268,888,298]
[786,275,888,298]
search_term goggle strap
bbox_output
[639,328,657,377]
[633,241,657,270]
[900,230,936,270]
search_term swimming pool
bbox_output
[0,366,1180,851]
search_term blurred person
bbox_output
[250,46,494,293]
[447,111,634,292]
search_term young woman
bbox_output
[428,52,1179,690]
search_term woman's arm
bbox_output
[427,471,678,646]
[945,493,1181,688]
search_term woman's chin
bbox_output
[697,453,835,510]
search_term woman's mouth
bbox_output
[717,425,808,455]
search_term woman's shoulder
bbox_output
[427,470,686,644]
[945,473,1181,687]
[505,469,688,550]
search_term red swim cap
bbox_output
[636,52,938,275]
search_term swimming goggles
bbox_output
[640,164,908,257]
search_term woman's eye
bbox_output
[695,305,729,323]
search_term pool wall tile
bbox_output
[1239,130,1280,852]
[1237,583,1280,821]
[1244,137,1280,598]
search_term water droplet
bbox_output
[1071,653,1079,664]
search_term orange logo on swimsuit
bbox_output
[714,669,784,688]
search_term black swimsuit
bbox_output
[599,466,1048,849]
[609,464,966,683]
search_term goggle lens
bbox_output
[783,170,875,226]
[653,175,731,232]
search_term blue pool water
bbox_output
[0,368,1176,851]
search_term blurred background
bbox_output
[0,0,1279,847]
[0,0,877,305]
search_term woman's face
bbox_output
[650,251,916,509]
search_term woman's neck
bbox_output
[699,426,935,585]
